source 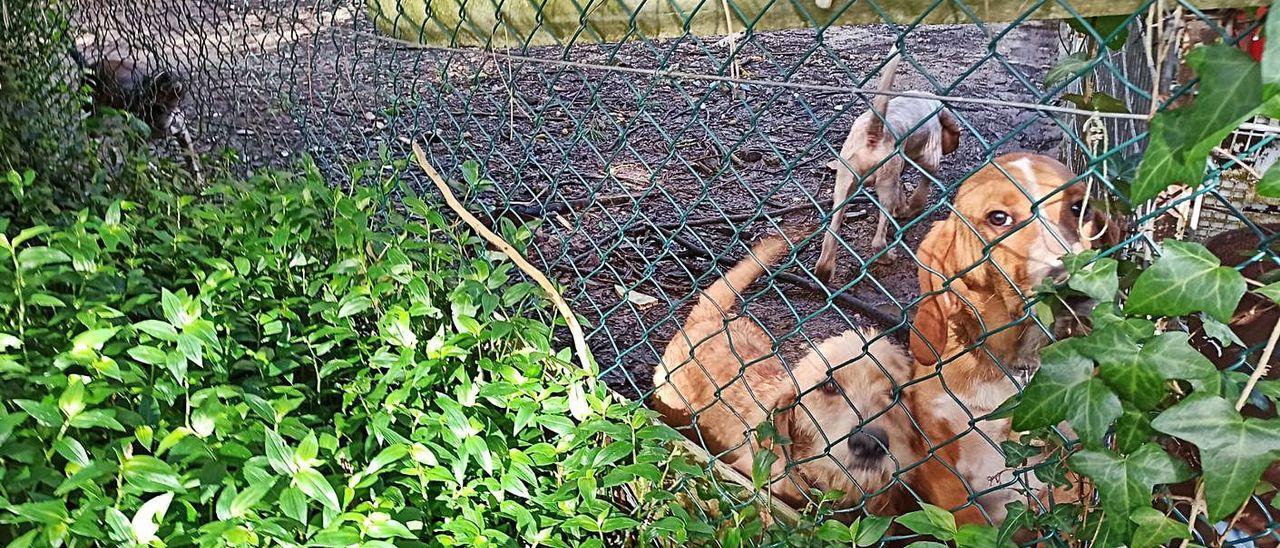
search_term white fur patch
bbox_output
[1006,158,1040,198]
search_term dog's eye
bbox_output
[986,210,1013,228]
[1070,200,1086,216]
[820,378,839,394]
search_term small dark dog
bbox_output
[71,48,201,183]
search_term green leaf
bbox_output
[1260,161,1280,198]
[295,431,319,467]
[1012,340,1121,445]
[71,327,120,353]
[995,502,1033,547]
[53,437,91,467]
[133,320,178,341]
[1256,280,1280,306]
[855,516,894,547]
[750,448,777,490]
[337,295,372,318]
[130,492,174,544]
[15,399,62,428]
[1129,507,1191,548]
[58,377,86,418]
[954,524,1011,548]
[265,429,296,475]
[1144,331,1220,394]
[230,479,275,518]
[1045,52,1092,88]
[1200,312,1245,348]
[279,486,308,525]
[1067,257,1119,301]
[1096,346,1166,411]
[1152,394,1280,520]
[1070,444,1190,539]
[1133,46,1272,203]
[1068,15,1131,50]
[7,500,68,525]
[897,503,957,541]
[1113,407,1155,454]
[1264,4,1280,89]
[122,455,186,493]
[293,468,340,512]
[17,246,70,270]
[127,345,167,365]
[1125,240,1246,323]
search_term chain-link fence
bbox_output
[39,0,1280,544]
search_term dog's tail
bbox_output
[687,236,790,325]
[654,236,790,404]
[865,46,901,145]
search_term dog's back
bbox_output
[652,237,790,458]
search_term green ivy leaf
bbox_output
[1069,444,1190,540]
[1125,240,1246,323]
[1045,52,1092,88]
[1129,507,1191,548]
[1096,346,1166,411]
[1265,4,1280,89]
[1067,256,1119,301]
[897,503,957,541]
[1151,394,1280,520]
[1012,340,1121,446]
[1144,331,1220,394]
[1256,280,1280,306]
[1113,407,1155,454]
[1067,15,1131,50]
[1259,162,1280,198]
[995,501,1033,547]
[1132,46,1273,203]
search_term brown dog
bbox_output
[815,49,962,283]
[653,237,919,513]
[904,153,1118,524]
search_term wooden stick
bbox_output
[412,143,595,380]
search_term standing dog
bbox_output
[815,49,962,283]
[653,237,919,513]
[905,153,1117,524]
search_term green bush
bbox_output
[0,159,803,546]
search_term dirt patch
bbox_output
[71,5,1066,400]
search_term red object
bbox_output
[1242,7,1267,62]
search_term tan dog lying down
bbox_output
[815,48,962,282]
[652,236,918,513]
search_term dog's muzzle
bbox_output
[847,427,889,461]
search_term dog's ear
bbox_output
[910,218,965,366]
[1086,205,1125,250]
[939,109,962,156]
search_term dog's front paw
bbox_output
[814,260,836,285]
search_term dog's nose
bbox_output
[847,427,889,460]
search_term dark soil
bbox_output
[72,4,1067,401]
